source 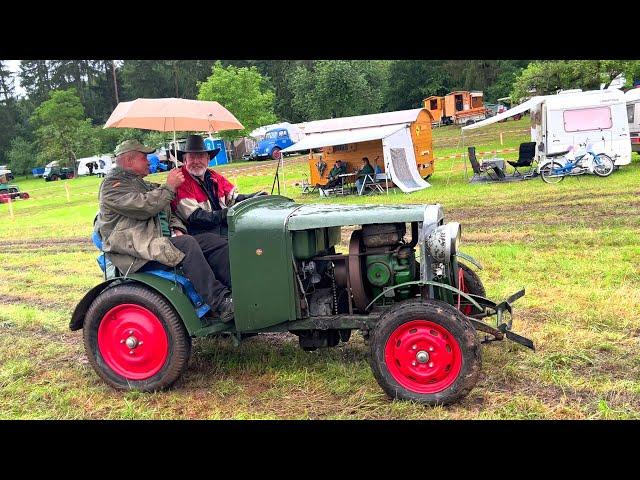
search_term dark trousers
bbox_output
[145,233,231,311]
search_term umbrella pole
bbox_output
[173,122,178,169]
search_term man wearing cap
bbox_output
[95,139,234,323]
[171,134,266,237]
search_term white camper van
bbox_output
[625,87,640,153]
[463,89,632,167]
[77,155,114,177]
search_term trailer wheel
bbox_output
[83,283,191,392]
[20,192,29,200]
[369,299,481,405]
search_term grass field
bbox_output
[1,117,639,419]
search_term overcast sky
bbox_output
[4,60,24,96]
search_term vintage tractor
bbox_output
[0,181,30,203]
[71,196,534,406]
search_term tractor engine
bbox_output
[359,223,417,302]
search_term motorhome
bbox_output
[462,89,631,167]
[625,87,640,153]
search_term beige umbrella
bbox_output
[104,97,244,165]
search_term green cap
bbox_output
[114,139,156,156]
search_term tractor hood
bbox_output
[228,195,443,231]
[286,203,443,230]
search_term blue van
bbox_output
[250,128,295,160]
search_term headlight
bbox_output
[426,222,461,263]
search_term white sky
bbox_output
[4,60,24,96]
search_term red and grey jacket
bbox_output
[171,166,238,236]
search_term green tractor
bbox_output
[0,181,30,203]
[71,196,533,406]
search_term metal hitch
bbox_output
[468,288,535,351]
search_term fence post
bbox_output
[500,132,504,146]
[64,182,71,203]
[8,196,14,219]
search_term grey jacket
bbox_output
[95,166,186,275]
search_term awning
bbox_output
[281,124,407,152]
[461,97,544,131]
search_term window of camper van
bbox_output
[628,104,634,123]
[563,107,612,132]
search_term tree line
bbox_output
[1,59,638,175]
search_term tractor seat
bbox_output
[91,231,210,318]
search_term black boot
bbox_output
[215,296,234,323]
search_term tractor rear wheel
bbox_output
[83,283,191,391]
[369,299,481,405]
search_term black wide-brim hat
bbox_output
[176,134,220,162]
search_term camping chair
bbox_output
[507,142,537,177]
[358,173,385,195]
[467,147,506,181]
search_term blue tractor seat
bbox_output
[91,231,210,318]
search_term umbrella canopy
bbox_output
[104,98,244,132]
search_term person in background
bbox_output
[324,160,347,189]
[355,156,375,195]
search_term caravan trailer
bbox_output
[625,87,640,153]
[530,89,631,166]
[424,91,487,126]
[463,89,631,167]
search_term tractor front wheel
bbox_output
[83,284,191,391]
[369,299,481,405]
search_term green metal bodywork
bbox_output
[69,273,210,336]
[227,196,300,331]
[226,196,444,332]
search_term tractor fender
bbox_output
[69,273,203,335]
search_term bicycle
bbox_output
[540,141,615,184]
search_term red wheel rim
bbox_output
[97,304,169,380]
[384,320,462,394]
[272,149,281,160]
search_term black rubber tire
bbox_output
[83,283,192,392]
[540,161,564,184]
[51,175,59,181]
[459,262,486,297]
[8,188,17,194]
[592,154,614,177]
[369,299,481,405]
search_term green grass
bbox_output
[1,118,640,419]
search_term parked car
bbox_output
[250,128,296,160]
[71,196,534,406]
[43,166,74,181]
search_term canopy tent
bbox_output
[461,97,543,131]
[281,125,405,152]
[282,123,431,193]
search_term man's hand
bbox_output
[166,169,185,190]
[171,229,184,237]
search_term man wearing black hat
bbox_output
[171,134,266,238]
[96,139,234,323]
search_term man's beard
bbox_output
[186,165,207,178]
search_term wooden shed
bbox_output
[423,96,445,123]
[282,108,435,193]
